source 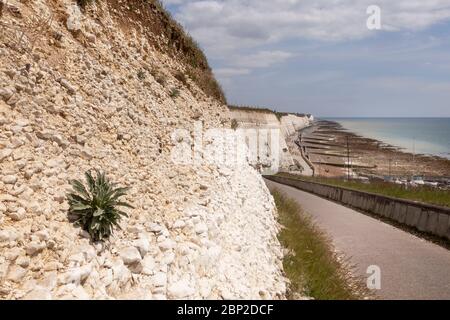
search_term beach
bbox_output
[300,120,450,179]
[329,118,450,159]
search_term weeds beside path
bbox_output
[272,189,371,300]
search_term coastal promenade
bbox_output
[265,179,450,300]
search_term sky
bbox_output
[162,0,450,117]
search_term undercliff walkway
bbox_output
[265,179,450,300]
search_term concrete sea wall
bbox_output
[265,175,450,241]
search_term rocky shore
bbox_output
[301,120,450,178]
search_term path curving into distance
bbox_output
[265,179,450,300]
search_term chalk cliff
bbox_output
[0,0,286,299]
[229,108,313,175]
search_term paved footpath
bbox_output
[265,179,450,300]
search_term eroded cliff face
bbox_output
[0,0,286,299]
[229,109,313,175]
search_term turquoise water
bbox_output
[326,118,450,159]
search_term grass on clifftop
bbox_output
[273,190,369,300]
[95,0,226,104]
[277,173,450,208]
[228,105,308,120]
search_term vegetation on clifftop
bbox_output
[77,0,226,103]
[228,105,277,114]
[109,0,226,103]
[228,105,307,120]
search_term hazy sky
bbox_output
[163,1,450,117]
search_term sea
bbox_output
[325,118,450,159]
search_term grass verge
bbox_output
[272,189,370,300]
[277,173,450,208]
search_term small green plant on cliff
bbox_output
[169,88,180,99]
[137,70,146,81]
[67,170,133,241]
[231,119,239,130]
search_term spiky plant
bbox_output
[137,70,146,81]
[67,170,133,241]
[231,119,239,130]
[170,88,180,99]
